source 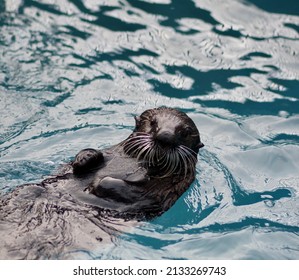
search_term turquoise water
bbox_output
[0,0,299,259]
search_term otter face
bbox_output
[123,107,204,177]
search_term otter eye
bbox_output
[181,126,193,138]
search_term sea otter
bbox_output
[71,107,204,219]
[0,107,203,259]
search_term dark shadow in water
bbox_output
[0,0,5,13]
[18,0,67,16]
[212,25,299,41]
[234,188,292,206]
[152,187,221,228]
[126,217,299,253]
[58,25,92,40]
[266,133,299,146]
[18,1,91,40]
[81,9,146,32]
[192,68,299,118]
[284,23,299,34]
[246,0,299,16]
[143,216,299,249]
[268,78,299,99]
[123,208,224,251]
[148,64,268,98]
[197,98,299,116]
[240,51,272,61]
[19,0,146,32]
[212,26,244,39]
[42,91,72,107]
[128,0,299,40]
[69,0,146,32]
[69,47,159,74]
[147,63,299,116]
[183,217,299,236]
[127,0,219,34]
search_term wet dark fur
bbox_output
[0,107,203,259]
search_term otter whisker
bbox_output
[136,142,153,161]
[123,143,144,156]
[167,149,178,175]
[140,143,151,160]
[121,134,151,146]
[172,150,181,174]
[133,141,150,156]
[158,151,170,171]
[128,134,151,140]
[179,145,197,161]
[157,149,180,178]
[143,142,156,166]
[180,147,197,170]
[184,148,197,170]
[177,148,190,179]
[123,138,149,154]
[122,134,152,152]
[147,145,156,167]
[179,145,198,158]
[162,151,172,175]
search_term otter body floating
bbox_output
[0,107,204,259]
[71,107,204,219]
[2,107,204,220]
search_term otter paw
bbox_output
[90,177,133,203]
[72,148,104,175]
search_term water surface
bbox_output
[0,0,299,259]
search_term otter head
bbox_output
[123,107,204,177]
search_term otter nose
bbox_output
[156,130,177,147]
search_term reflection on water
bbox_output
[0,0,299,259]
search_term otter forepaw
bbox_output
[90,177,134,203]
[72,148,104,175]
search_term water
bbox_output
[0,0,299,259]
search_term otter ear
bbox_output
[197,142,204,149]
[134,116,141,129]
